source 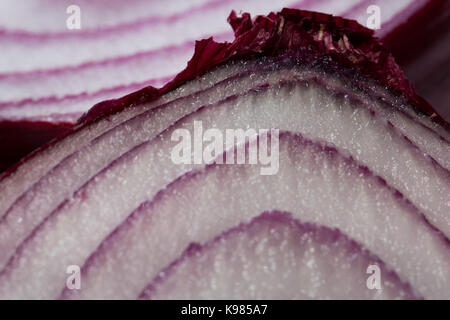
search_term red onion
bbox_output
[0,8,448,299]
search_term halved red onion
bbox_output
[0,8,448,300]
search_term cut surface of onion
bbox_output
[57,132,447,300]
[0,62,449,278]
[140,211,419,300]
[0,8,448,300]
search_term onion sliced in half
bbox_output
[0,9,448,300]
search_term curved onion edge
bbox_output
[1,8,448,178]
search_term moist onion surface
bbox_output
[0,8,449,300]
